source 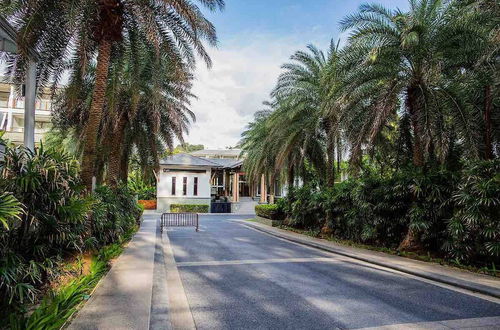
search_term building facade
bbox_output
[156,149,286,213]
[0,78,53,145]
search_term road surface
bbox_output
[163,215,500,329]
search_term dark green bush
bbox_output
[255,204,284,220]
[0,144,143,318]
[91,185,142,245]
[127,173,156,200]
[170,204,209,213]
[445,160,500,264]
[281,160,499,267]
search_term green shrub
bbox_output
[446,160,500,264]
[91,185,142,246]
[281,161,499,267]
[128,171,156,200]
[255,204,284,220]
[0,144,143,318]
[0,145,92,314]
[170,204,209,213]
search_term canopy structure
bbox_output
[0,16,38,151]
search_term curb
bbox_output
[241,221,500,299]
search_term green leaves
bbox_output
[0,193,22,230]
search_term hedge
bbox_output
[170,204,209,213]
[255,204,284,220]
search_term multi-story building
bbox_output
[0,78,53,145]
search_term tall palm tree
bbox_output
[269,43,343,186]
[339,0,487,167]
[52,36,195,187]
[4,0,224,191]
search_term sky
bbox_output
[185,0,409,149]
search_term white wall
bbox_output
[157,166,212,199]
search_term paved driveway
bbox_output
[164,215,500,329]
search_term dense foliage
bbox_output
[2,0,224,190]
[0,144,142,319]
[278,160,499,266]
[241,0,499,266]
[255,204,285,220]
[170,204,209,213]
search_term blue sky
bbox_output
[183,1,410,148]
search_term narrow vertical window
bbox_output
[183,177,187,196]
[171,177,176,195]
[194,177,198,196]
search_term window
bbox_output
[194,177,198,196]
[171,177,176,195]
[183,177,187,196]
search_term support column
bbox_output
[222,169,226,196]
[260,174,267,204]
[24,60,37,151]
[269,179,275,204]
[232,172,239,202]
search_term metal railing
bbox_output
[160,213,199,232]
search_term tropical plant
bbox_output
[338,0,490,167]
[52,36,196,187]
[242,42,345,189]
[445,159,500,264]
[4,0,224,190]
[0,192,22,230]
[0,143,142,317]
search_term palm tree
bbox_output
[339,0,486,168]
[52,36,195,187]
[4,0,224,191]
[269,43,344,186]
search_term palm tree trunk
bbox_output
[269,177,275,204]
[106,114,127,187]
[407,86,425,167]
[119,146,130,182]
[287,166,294,188]
[483,85,493,160]
[400,86,425,251]
[325,124,336,187]
[81,39,112,191]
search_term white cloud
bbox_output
[185,34,314,149]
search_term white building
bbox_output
[0,78,53,145]
[156,149,286,213]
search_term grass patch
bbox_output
[279,225,498,277]
[8,225,138,330]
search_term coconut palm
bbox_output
[4,0,224,190]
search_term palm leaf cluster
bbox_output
[2,0,224,189]
[241,0,499,256]
[242,0,499,186]
[0,143,142,316]
[52,36,196,186]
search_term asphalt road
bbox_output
[165,215,500,329]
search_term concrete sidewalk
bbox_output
[68,214,158,330]
[241,220,500,299]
